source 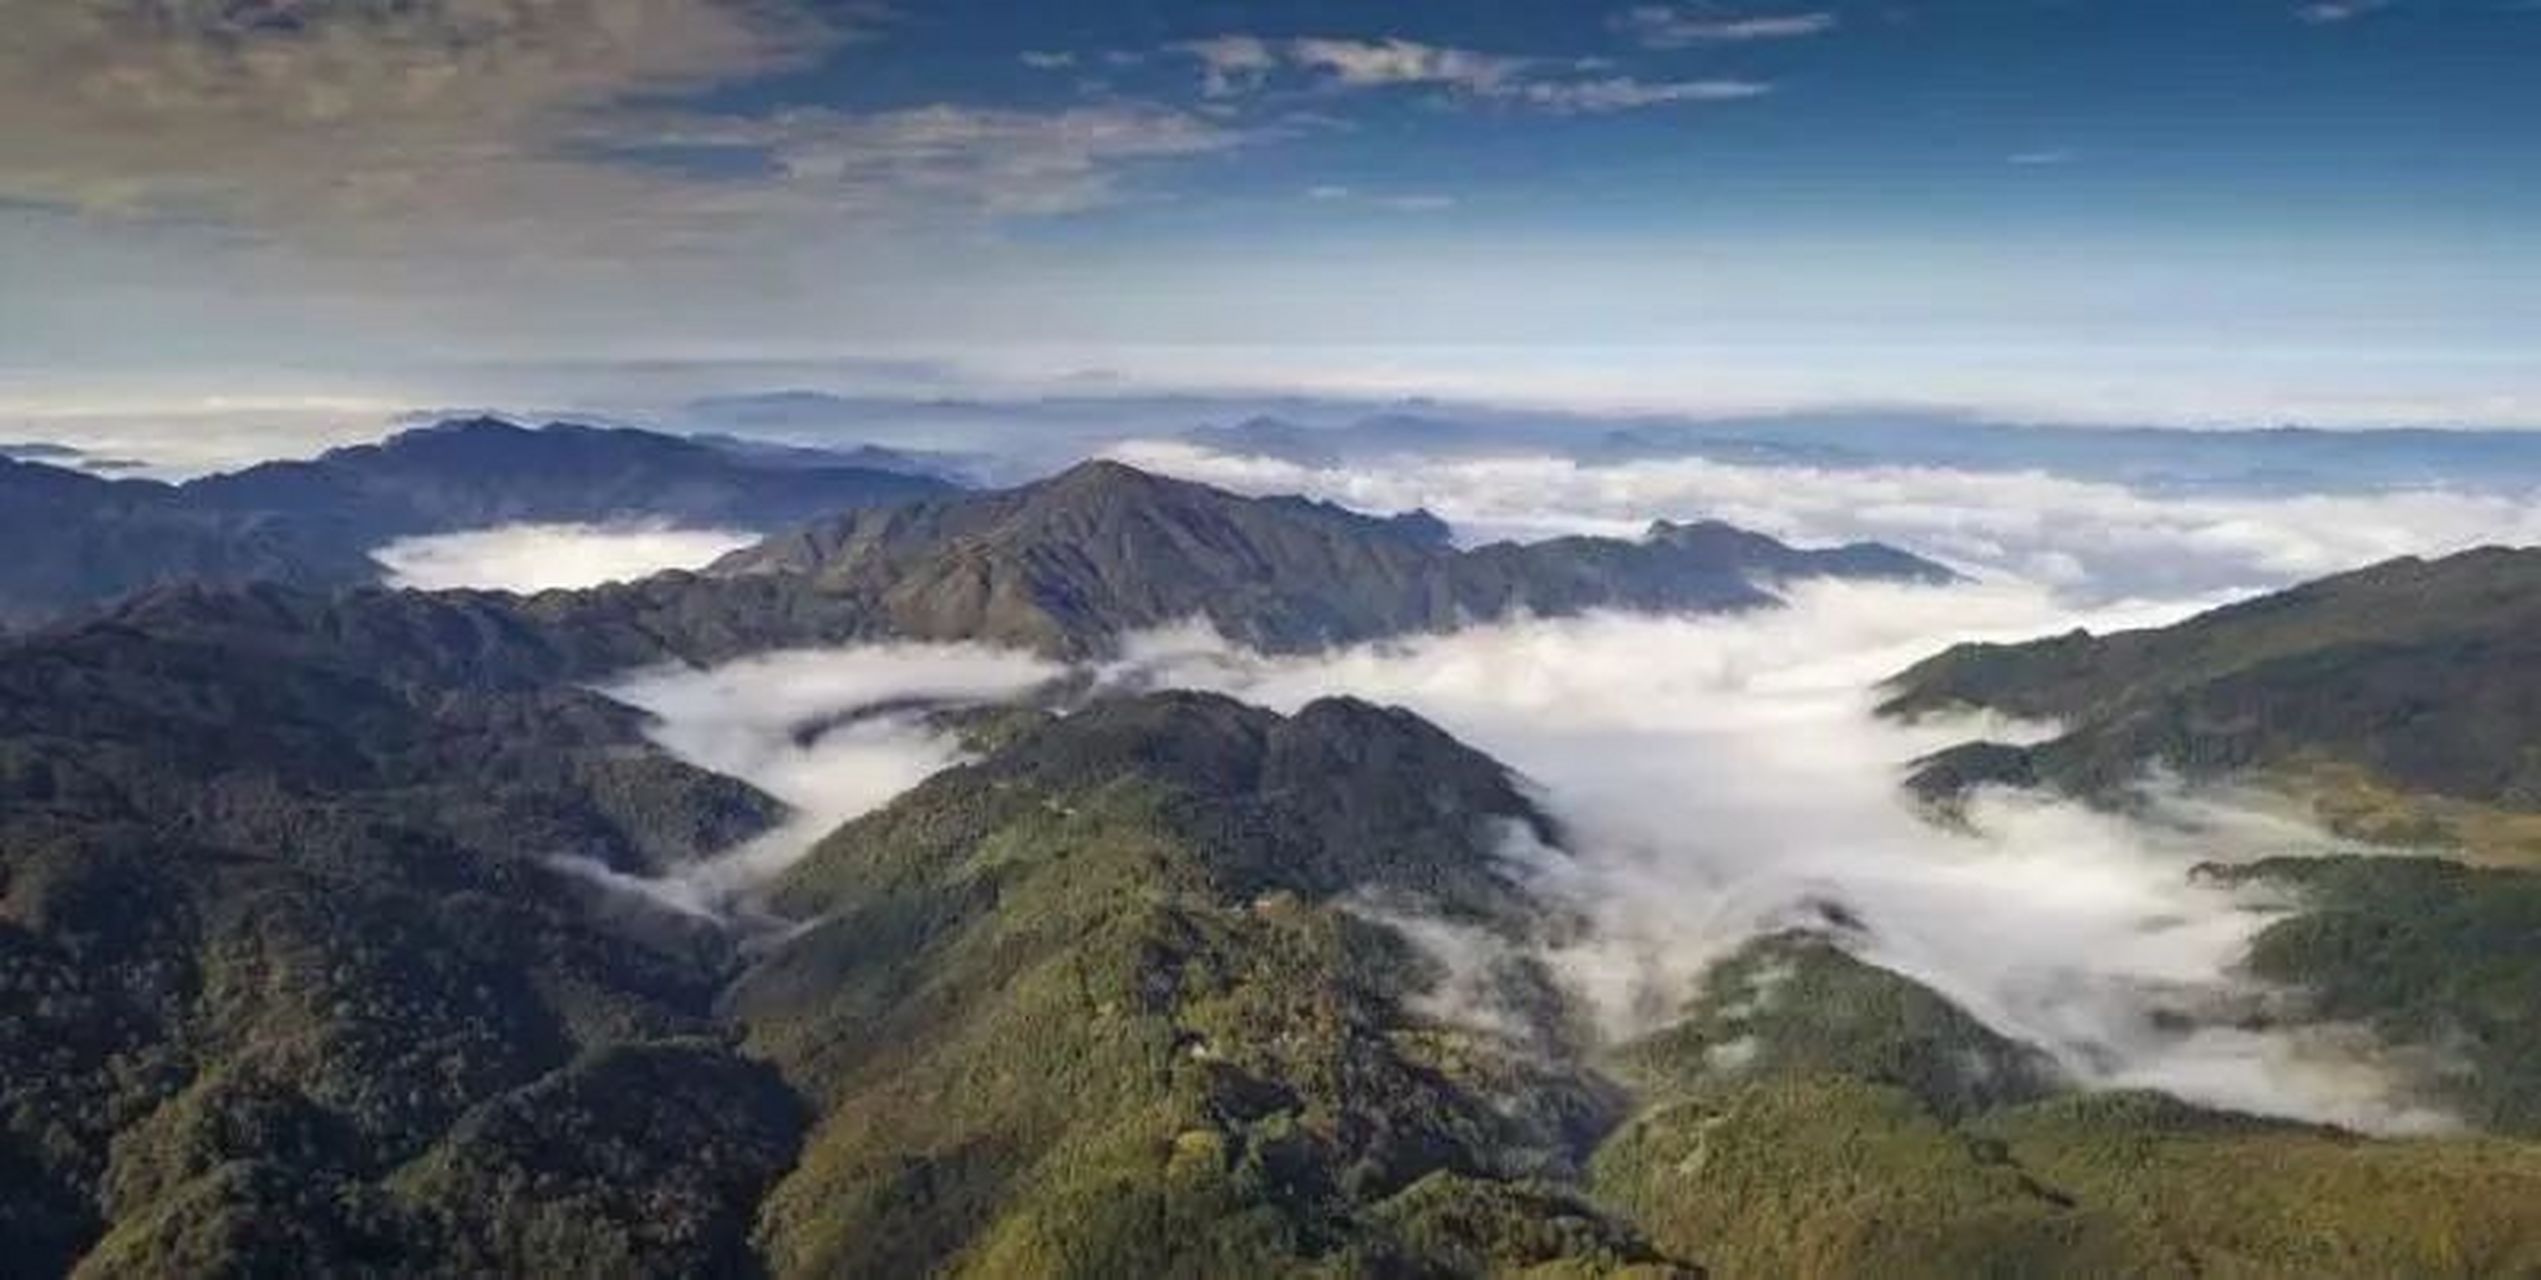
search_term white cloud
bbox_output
[1616,7,1840,47]
[374,521,759,591]
[538,449,2516,1132]
[1175,35,1284,97]
[1304,185,1459,212]
[586,643,1064,914]
[1173,34,1770,114]
[648,103,1244,217]
[1098,592,2456,1134]
[1103,441,2541,601]
[1510,76,1770,113]
[1285,37,1534,93]
[2296,0,2398,22]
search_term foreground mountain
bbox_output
[0,585,793,1275]
[0,592,1685,1277]
[731,692,1679,1277]
[0,419,954,629]
[703,460,1954,656]
[20,583,2541,1276]
[1594,933,2541,1276]
[17,480,2541,1274]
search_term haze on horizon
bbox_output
[3,0,2537,444]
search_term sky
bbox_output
[3,0,2538,432]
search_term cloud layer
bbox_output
[1100,589,2454,1134]
[1173,34,1768,114]
[1615,7,1840,47]
[0,0,831,228]
[545,446,2523,1132]
[590,642,1063,915]
[373,521,759,592]
[0,0,1234,256]
[578,577,2458,1132]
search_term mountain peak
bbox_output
[1035,456,1182,495]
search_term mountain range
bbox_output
[7,442,2541,1276]
[699,459,1952,656]
[0,419,954,629]
[1178,409,2541,494]
[0,458,1958,1275]
[652,389,2541,494]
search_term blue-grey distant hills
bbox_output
[1180,409,2541,494]
[0,418,956,628]
[657,386,2541,492]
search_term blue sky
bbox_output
[1,0,2536,429]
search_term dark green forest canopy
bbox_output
[6,499,2541,1275]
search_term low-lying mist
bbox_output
[582,573,2451,1133]
[374,521,760,592]
[1096,585,2452,1134]
[541,441,2541,1134]
[579,643,1061,916]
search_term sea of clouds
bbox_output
[1094,594,2450,1134]
[491,444,2541,1133]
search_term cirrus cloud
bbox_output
[1172,33,1773,114]
[1615,6,1840,47]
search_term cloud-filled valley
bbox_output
[558,440,2541,1134]
[373,521,761,592]
[582,642,1065,916]
[19,0,2541,1265]
[1094,593,2453,1135]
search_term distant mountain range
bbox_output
[0,418,954,628]
[1180,409,2541,494]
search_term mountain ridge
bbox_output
[0,419,956,630]
[701,458,1956,656]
